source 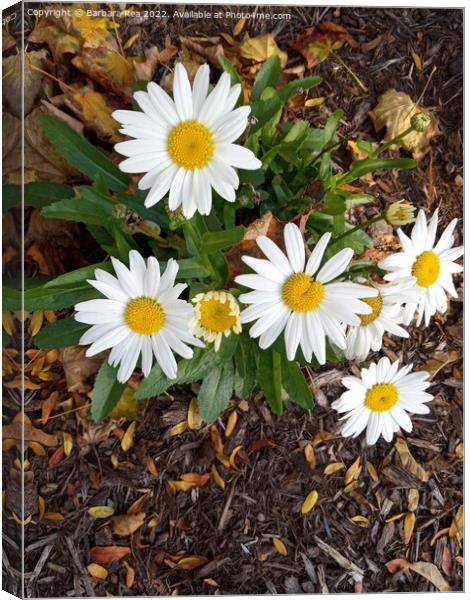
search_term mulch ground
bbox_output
[2,5,463,596]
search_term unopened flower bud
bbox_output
[410,112,432,133]
[385,200,416,226]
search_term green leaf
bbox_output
[218,55,242,85]
[251,56,281,102]
[24,283,97,311]
[250,93,283,134]
[42,187,115,225]
[234,335,258,399]
[35,317,89,349]
[197,361,234,422]
[2,330,10,348]
[278,75,322,103]
[282,360,314,409]
[91,361,125,421]
[40,114,130,192]
[3,182,74,212]
[324,191,346,216]
[259,348,283,415]
[198,225,245,253]
[45,262,112,288]
[323,109,343,144]
[339,157,417,185]
[2,286,22,311]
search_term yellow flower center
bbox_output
[364,383,399,412]
[167,120,214,170]
[359,294,383,325]
[199,298,237,333]
[412,250,441,288]
[282,273,324,312]
[125,297,165,335]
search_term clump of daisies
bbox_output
[112,63,261,218]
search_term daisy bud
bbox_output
[385,200,416,226]
[410,112,432,132]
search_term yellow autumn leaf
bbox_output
[29,311,44,336]
[304,443,316,470]
[385,512,407,523]
[94,50,133,87]
[233,17,247,36]
[169,421,188,436]
[87,563,108,580]
[211,465,225,490]
[403,512,416,545]
[366,460,379,481]
[121,421,137,451]
[37,495,45,520]
[240,33,288,67]
[408,488,419,512]
[43,512,64,521]
[370,89,438,160]
[111,386,141,420]
[305,97,325,107]
[71,91,121,143]
[111,512,145,537]
[2,311,14,335]
[350,515,369,524]
[273,537,288,556]
[344,456,361,485]
[62,431,73,457]
[225,410,238,438]
[187,398,202,430]
[449,505,463,541]
[324,462,344,475]
[71,10,118,47]
[301,490,319,514]
[88,506,115,519]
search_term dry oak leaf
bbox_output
[420,350,460,380]
[112,512,145,537]
[370,89,439,160]
[90,546,131,565]
[60,346,104,393]
[3,422,58,447]
[385,559,451,592]
[72,48,133,101]
[240,33,287,67]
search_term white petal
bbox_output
[173,63,193,120]
[192,64,210,117]
[284,223,305,273]
[317,248,353,283]
[305,233,331,276]
[216,143,262,170]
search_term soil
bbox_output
[2,5,463,597]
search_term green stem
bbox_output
[331,214,384,244]
[372,126,414,157]
[182,220,219,283]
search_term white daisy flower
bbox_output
[74,250,202,383]
[379,209,463,326]
[345,277,422,362]
[235,223,378,363]
[190,290,242,351]
[112,63,262,218]
[332,356,433,445]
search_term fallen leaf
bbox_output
[344,457,361,485]
[187,398,203,430]
[385,559,451,592]
[350,515,369,525]
[88,506,115,519]
[65,90,122,143]
[87,563,108,580]
[228,445,243,470]
[177,555,208,570]
[90,546,131,565]
[70,9,118,48]
[421,350,460,380]
[3,422,58,447]
[180,473,211,486]
[411,51,423,71]
[167,480,196,493]
[43,512,64,521]
[304,443,316,470]
[408,488,420,512]
[366,461,379,481]
[233,17,247,36]
[210,424,224,454]
[324,462,344,476]
[273,537,288,556]
[211,465,225,490]
[449,505,463,541]
[301,490,319,514]
[240,33,287,67]
[111,386,141,420]
[112,512,145,537]
[59,346,103,394]
[123,560,135,588]
[370,89,439,160]
[38,496,46,520]
[62,432,73,457]
[121,421,137,452]
[395,437,429,481]
[249,438,276,452]
[225,410,238,438]
[3,50,47,117]
[72,48,133,101]
[169,421,188,436]
[403,511,416,545]
[28,20,81,62]
[289,22,358,69]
